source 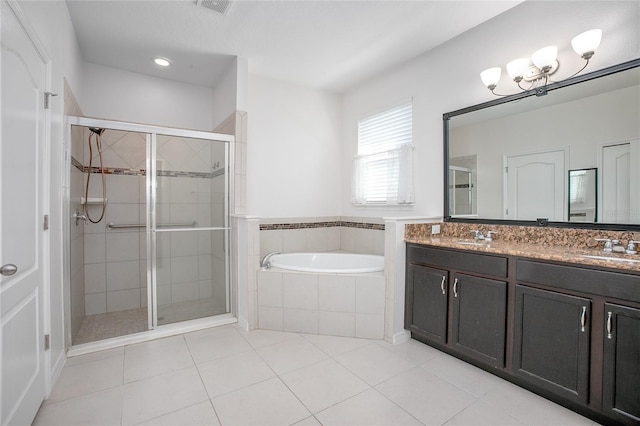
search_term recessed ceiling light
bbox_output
[154,57,172,67]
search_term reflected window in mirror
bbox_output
[569,168,597,222]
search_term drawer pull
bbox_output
[580,306,587,332]
[440,276,446,295]
[453,278,459,298]
[606,311,613,339]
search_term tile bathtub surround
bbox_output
[34,326,597,426]
[257,270,386,339]
[259,217,385,256]
[405,222,639,249]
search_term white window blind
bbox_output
[352,102,414,205]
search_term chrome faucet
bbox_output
[470,230,485,240]
[260,252,280,269]
[626,241,639,255]
[596,238,624,253]
[485,231,498,242]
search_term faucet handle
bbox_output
[595,238,613,253]
[470,230,484,240]
[627,240,640,255]
[486,231,498,241]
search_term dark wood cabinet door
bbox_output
[451,273,507,368]
[603,303,640,425]
[405,264,448,344]
[513,285,590,404]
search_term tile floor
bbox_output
[35,325,599,426]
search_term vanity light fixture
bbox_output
[480,29,602,96]
[153,57,172,67]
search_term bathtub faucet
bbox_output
[261,252,280,269]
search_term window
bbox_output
[352,102,414,205]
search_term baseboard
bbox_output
[392,330,411,345]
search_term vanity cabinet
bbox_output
[602,303,640,424]
[405,245,507,368]
[406,243,640,425]
[405,264,448,344]
[513,285,591,404]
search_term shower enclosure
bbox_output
[67,117,233,345]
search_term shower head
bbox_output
[89,127,105,136]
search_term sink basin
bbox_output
[456,241,485,247]
[580,254,640,264]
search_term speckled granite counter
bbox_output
[405,223,640,272]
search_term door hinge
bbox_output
[44,334,50,351]
[43,214,49,230]
[505,166,508,173]
[44,91,58,109]
[506,208,509,215]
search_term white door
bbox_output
[504,150,565,221]
[1,1,49,424]
[602,143,631,223]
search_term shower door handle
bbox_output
[0,264,18,276]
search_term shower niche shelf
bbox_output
[80,197,107,205]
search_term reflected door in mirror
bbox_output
[505,150,565,221]
[601,141,639,223]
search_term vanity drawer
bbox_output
[516,259,640,303]
[407,244,507,278]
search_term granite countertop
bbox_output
[405,235,640,273]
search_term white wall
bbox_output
[247,75,342,217]
[212,59,238,129]
[81,62,215,131]
[17,0,85,389]
[340,0,640,219]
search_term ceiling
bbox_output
[65,0,523,93]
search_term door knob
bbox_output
[0,263,18,276]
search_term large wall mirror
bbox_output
[444,58,640,230]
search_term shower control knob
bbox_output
[0,263,18,276]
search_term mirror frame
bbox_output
[443,57,640,231]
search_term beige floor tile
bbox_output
[197,350,275,398]
[480,381,594,425]
[124,335,194,383]
[256,336,328,375]
[211,377,311,425]
[375,366,475,425]
[375,338,444,365]
[46,355,123,404]
[185,330,253,364]
[280,359,370,413]
[293,416,323,426]
[315,388,422,426]
[237,328,300,349]
[334,342,414,386]
[444,400,525,425]
[34,387,123,426]
[301,333,372,357]
[138,401,220,425]
[420,354,504,398]
[121,366,208,425]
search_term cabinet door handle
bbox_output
[453,278,459,298]
[606,311,613,339]
[440,276,446,295]
[580,306,587,332]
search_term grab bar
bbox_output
[107,221,196,230]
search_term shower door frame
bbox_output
[65,116,235,345]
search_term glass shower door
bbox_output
[149,133,229,326]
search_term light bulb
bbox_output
[154,57,172,67]
[506,58,530,82]
[480,67,501,90]
[572,29,602,60]
[532,46,558,73]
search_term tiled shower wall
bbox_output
[72,128,227,317]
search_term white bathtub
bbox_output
[268,252,384,273]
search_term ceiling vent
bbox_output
[193,0,231,15]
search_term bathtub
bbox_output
[268,252,384,273]
[257,251,386,339]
